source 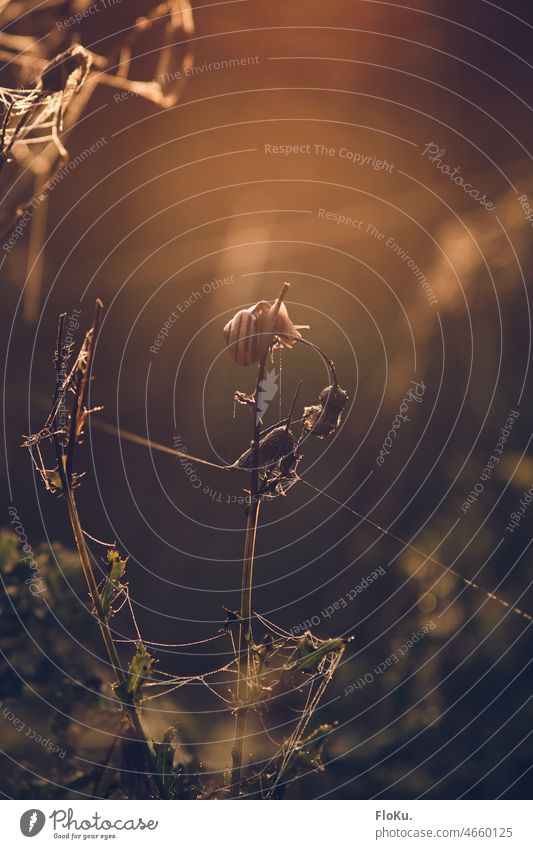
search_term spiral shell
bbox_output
[224,295,306,366]
[223,307,260,366]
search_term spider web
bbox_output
[79,567,345,798]
[0,0,195,320]
[23,304,533,797]
[1,87,69,157]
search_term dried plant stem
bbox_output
[62,487,165,798]
[231,497,261,792]
[64,491,123,679]
[52,302,166,799]
[232,284,291,793]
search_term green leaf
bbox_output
[100,549,127,618]
[154,726,180,793]
[125,642,154,702]
[292,632,347,674]
[293,724,334,770]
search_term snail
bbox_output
[223,286,309,366]
[223,301,267,367]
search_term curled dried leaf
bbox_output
[303,384,348,439]
[39,45,92,93]
[233,426,295,471]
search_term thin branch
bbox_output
[231,283,292,795]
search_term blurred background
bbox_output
[1,0,533,799]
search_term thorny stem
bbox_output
[231,283,290,794]
[51,303,166,799]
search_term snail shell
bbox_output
[224,297,306,366]
[223,303,266,366]
[255,301,302,362]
